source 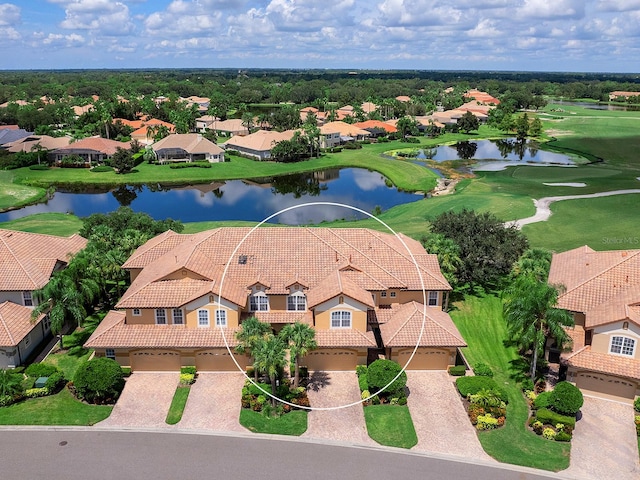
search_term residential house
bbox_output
[463,89,500,105]
[131,119,176,146]
[84,227,463,372]
[0,229,87,368]
[222,129,295,160]
[4,135,72,154]
[318,124,341,149]
[51,137,131,164]
[196,118,248,137]
[0,128,33,147]
[608,91,640,101]
[353,120,398,138]
[548,245,640,402]
[320,121,371,142]
[151,134,225,163]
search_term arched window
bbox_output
[250,291,269,311]
[331,310,351,328]
[287,291,306,311]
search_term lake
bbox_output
[0,168,422,225]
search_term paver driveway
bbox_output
[303,371,374,445]
[406,371,492,461]
[98,372,179,428]
[564,396,640,480]
[179,372,246,432]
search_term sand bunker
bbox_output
[542,183,586,187]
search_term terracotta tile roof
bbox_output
[319,121,371,138]
[463,89,500,105]
[151,133,223,155]
[395,96,411,102]
[5,135,72,153]
[247,311,313,325]
[314,328,377,348]
[206,119,247,134]
[0,229,87,291]
[0,301,45,347]
[353,120,397,133]
[113,118,145,130]
[361,102,378,114]
[379,302,466,347]
[121,230,187,269]
[116,278,217,309]
[549,246,640,328]
[84,310,242,349]
[54,137,130,156]
[307,270,376,309]
[564,346,640,381]
[561,325,586,359]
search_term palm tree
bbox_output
[511,248,552,282]
[503,275,574,380]
[235,317,272,381]
[252,334,287,407]
[0,369,24,398]
[280,322,317,387]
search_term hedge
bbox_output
[456,376,508,403]
[534,407,576,428]
[551,381,584,416]
[448,365,466,376]
[73,358,125,404]
[533,391,554,409]
[25,363,58,378]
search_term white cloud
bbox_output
[41,32,85,47]
[0,3,20,26]
[59,0,135,35]
[518,0,584,20]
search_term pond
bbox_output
[549,100,640,112]
[414,138,574,171]
[0,168,422,225]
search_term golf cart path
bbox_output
[510,189,640,228]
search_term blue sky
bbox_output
[1,0,639,72]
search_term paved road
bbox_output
[0,429,565,480]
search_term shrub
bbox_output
[635,415,640,436]
[535,408,576,428]
[532,420,544,435]
[551,381,583,416]
[468,388,504,408]
[355,365,367,377]
[90,165,114,172]
[180,373,195,385]
[24,387,49,398]
[25,363,58,378]
[398,397,407,406]
[521,378,534,393]
[525,390,537,402]
[0,394,15,407]
[555,431,572,442]
[73,358,125,404]
[29,164,50,170]
[44,371,66,393]
[448,365,466,376]
[181,366,196,375]
[534,391,553,410]
[543,427,557,440]
[534,379,547,394]
[169,162,212,169]
[361,390,370,400]
[121,367,132,377]
[634,396,640,413]
[456,376,508,403]
[358,373,368,392]
[367,359,407,396]
[476,413,499,430]
[472,362,494,377]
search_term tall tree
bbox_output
[235,316,272,381]
[503,275,574,380]
[396,116,419,141]
[280,322,317,387]
[457,111,480,133]
[421,233,463,289]
[252,334,287,407]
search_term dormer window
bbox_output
[250,291,269,311]
[287,291,306,311]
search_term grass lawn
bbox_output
[363,405,418,449]
[0,171,47,211]
[450,295,571,472]
[0,212,83,236]
[0,387,112,426]
[166,386,191,425]
[239,408,307,436]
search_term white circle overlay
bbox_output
[217,201,428,411]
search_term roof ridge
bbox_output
[0,302,15,345]
[0,233,40,290]
[385,302,419,343]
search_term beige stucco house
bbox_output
[0,230,87,368]
[85,227,464,372]
[222,129,296,160]
[549,245,640,402]
[151,134,225,163]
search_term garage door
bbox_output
[575,372,637,402]
[130,349,181,371]
[195,349,250,371]
[303,349,358,371]
[396,348,450,370]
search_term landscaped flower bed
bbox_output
[456,364,509,431]
[240,378,310,415]
[525,381,583,443]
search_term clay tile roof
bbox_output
[0,301,45,347]
[54,137,131,156]
[116,278,215,309]
[353,120,398,133]
[564,346,640,381]
[84,310,242,349]
[0,229,87,291]
[151,133,223,155]
[307,270,375,309]
[249,311,313,325]
[319,121,371,138]
[314,328,377,348]
[379,301,466,347]
[222,129,295,152]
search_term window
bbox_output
[331,310,352,328]
[215,309,227,327]
[390,291,396,298]
[428,291,438,306]
[24,333,31,347]
[43,315,51,332]
[287,293,306,311]
[155,309,167,325]
[105,348,116,360]
[132,308,141,316]
[250,293,269,311]
[198,309,210,327]
[22,291,33,307]
[380,291,387,298]
[610,336,635,357]
[172,309,184,325]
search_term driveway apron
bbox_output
[98,373,179,428]
[303,371,374,445]
[564,396,640,480]
[406,371,492,461]
[179,372,246,432]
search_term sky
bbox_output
[1,0,639,72]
